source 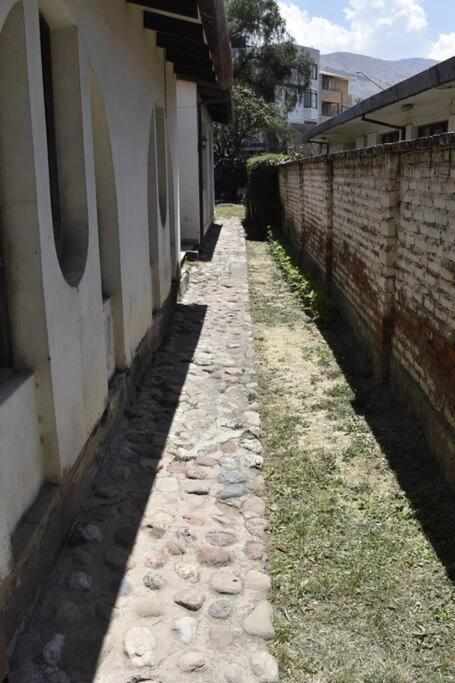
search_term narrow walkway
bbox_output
[12,219,278,683]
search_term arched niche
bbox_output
[148,110,162,312]
[89,66,125,371]
[167,138,178,280]
[155,107,168,227]
[38,0,89,286]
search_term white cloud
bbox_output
[278,0,428,57]
[428,33,455,61]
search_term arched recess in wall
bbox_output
[167,138,177,280]
[0,2,31,372]
[38,1,89,287]
[148,110,162,312]
[89,66,125,371]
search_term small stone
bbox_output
[241,436,262,454]
[243,601,275,639]
[206,531,236,547]
[224,663,245,682]
[43,634,65,666]
[104,547,129,571]
[209,624,234,649]
[155,476,179,493]
[243,496,266,516]
[242,453,264,469]
[80,524,104,542]
[174,589,205,611]
[124,626,156,668]
[182,514,205,526]
[166,540,186,555]
[218,456,237,470]
[146,510,174,538]
[144,550,168,569]
[94,484,119,499]
[246,518,268,539]
[218,471,247,485]
[208,600,232,619]
[215,501,240,517]
[168,462,186,475]
[245,570,271,593]
[72,548,92,565]
[198,546,231,567]
[114,525,137,547]
[173,616,197,644]
[110,465,131,481]
[176,527,197,543]
[118,579,133,596]
[217,484,248,500]
[184,481,211,495]
[195,455,217,467]
[244,541,265,561]
[185,466,208,480]
[54,601,82,625]
[143,573,167,590]
[68,572,91,591]
[174,561,200,583]
[211,570,243,594]
[251,652,279,682]
[179,652,205,673]
[135,596,165,617]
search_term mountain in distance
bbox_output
[320,52,437,102]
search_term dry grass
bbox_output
[246,233,455,683]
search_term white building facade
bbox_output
[287,46,321,126]
[0,0,231,662]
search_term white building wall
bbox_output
[0,0,200,583]
[287,46,321,125]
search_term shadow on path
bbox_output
[11,301,207,682]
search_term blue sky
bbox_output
[278,0,455,60]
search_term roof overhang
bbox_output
[127,0,233,123]
[304,56,455,144]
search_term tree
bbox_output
[214,84,281,160]
[225,0,312,112]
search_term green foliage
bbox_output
[214,158,247,203]
[246,154,285,233]
[226,0,312,111]
[267,227,333,322]
[214,84,279,160]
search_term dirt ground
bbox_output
[246,231,455,683]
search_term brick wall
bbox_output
[279,135,455,482]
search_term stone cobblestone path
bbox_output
[11,219,278,683]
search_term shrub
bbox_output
[246,153,286,234]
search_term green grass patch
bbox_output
[267,227,333,323]
[215,203,245,221]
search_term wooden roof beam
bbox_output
[143,11,203,42]
[127,0,198,18]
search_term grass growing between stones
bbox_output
[246,233,455,682]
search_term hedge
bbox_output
[246,153,286,233]
[214,158,248,203]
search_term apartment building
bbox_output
[320,70,352,122]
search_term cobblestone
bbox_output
[11,219,277,682]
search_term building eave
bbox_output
[303,55,455,143]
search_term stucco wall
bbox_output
[279,135,455,482]
[0,0,189,602]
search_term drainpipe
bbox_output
[197,99,204,247]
